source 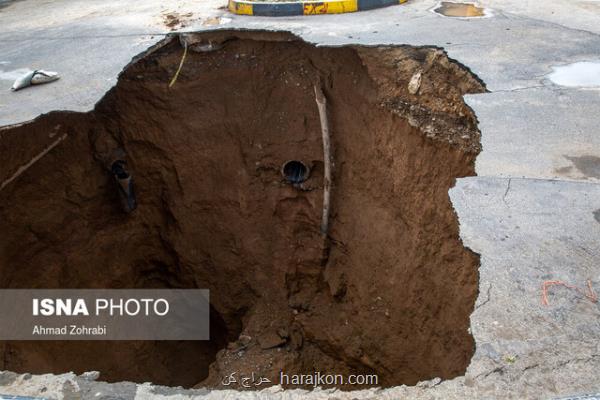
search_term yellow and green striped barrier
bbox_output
[228,0,407,16]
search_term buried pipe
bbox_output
[0,133,67,192]
[105,148,137,213]
[314,82,332,236]
[169,40,188,88]
[110,159,137,213]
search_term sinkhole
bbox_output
[0,30,485,390]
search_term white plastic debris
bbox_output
[11,69,60,91]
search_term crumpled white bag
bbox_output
[11,70,60,91]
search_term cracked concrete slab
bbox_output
[224,10,600,92]
[466,88,600,181]
[477,0,600,36]
[1,0,600,399]
[0,0,225,127]
[451,176,600,398]
[3,0,600,125]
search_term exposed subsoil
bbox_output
[0,30,485,389]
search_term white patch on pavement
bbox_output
[0,68,33,82]
[547,61,600,87]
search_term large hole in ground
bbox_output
[0,30,485,389]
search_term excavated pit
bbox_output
[0,30,485,389]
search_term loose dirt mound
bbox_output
[0,30,484,389]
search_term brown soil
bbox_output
[162,12,193,30]
[0,30,484,389]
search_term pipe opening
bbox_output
[282,160,310,184]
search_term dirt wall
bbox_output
[0,30,484,389]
